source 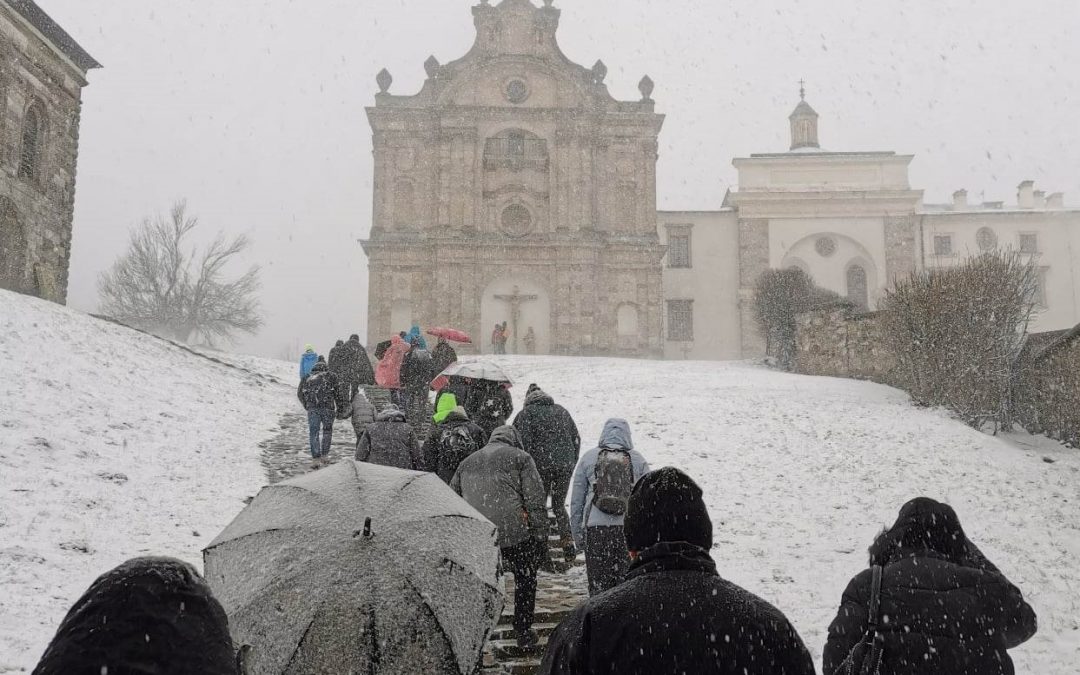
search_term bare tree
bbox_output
[882,249,1039,430]
[754,268,846,369]
[98,200,263,345]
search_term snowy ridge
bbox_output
[0,290,293,672]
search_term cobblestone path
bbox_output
[259,390,588,674]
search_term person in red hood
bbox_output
[375,333,411,407]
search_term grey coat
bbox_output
[450,425,548,549]
[569,418,650,549]
[355,409,422,470]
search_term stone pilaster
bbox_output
[738,218,770,357]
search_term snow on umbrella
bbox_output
[427,327,472,344]
[438,360,513,384]
[203,461,503,674]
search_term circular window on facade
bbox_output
[505,79,529,104]
[976,226,998,251]
[500,203,533,237]
[815,236,838,257]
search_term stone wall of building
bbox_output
[0,1,96,303]
[793,305,905,387]
[1016,327,1080,447]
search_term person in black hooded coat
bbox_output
[539,468,815,675]
[823,497,1037,675]
[34,556,238,675]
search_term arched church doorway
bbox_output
[480,278,551,355]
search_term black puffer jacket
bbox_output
[342,337,375,386]
[34,557,237,675]
[465,381,514,441]
[355,408,423,470]
[539,542,816,675]
[824,498,1037,675]
[512,388,580,477]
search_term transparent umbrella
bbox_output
[203,461,503,674]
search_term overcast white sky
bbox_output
[42,0,1080,358]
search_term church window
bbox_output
[19,105,43,180]
[484,129,548,171]
[976,227,998,251]
[1034,266,1049,307]
[505,79,529,104]
[1019,232,1039,254]
[846,264,869,311]
[666,226,692,268]
[933,234,953,256]
[508,132,526,159]
[666,299,694,341]
[815,236,837,258]
[500,203,532,237]
[0,198,26,290]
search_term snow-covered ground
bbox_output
[1,295,1077,672]
[489,355,1080,673]
[0,291,293,672]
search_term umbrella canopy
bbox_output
[439,360,513,384]
[203,461,503,674]
[427,327,472,344]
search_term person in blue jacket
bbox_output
[407,325,428,350]
[299,344,318,379]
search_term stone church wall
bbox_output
[793,306,906,388]
[0,5,91,304]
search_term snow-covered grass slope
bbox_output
[0,290,293,672]
[490,355,1080,673]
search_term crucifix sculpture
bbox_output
[493,285,538,354]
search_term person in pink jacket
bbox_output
[375,333,411,406]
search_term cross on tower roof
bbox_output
[799,79,806,101]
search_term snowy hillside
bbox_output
[489,355,1080,673]
[1,295,1076,672]
[0,290,293,672]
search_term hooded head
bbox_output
[525,387,553,406]
[349,334,360,342]
[598,418,633,450]
[317,355,326,363]
[304,344,315,353]
[488,425,523,449]
[433,393,459,423]
[311,361,328,373]
[624,467,713,553]
[34,557,236,675]
[869,497,969,566]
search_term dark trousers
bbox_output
[584,525,629,596]
[541,470,573,546]
[501,539,541,633]
[307,408,334,458]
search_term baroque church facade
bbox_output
[0,0,98,303]
[365,0,1080,360]
[363,0,666,357]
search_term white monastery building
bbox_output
[363,0,1080,361]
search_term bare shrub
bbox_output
[754,268,846,369]
[98,200,263,345]
[882,249,1039,430]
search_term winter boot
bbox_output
[516,627,539,650]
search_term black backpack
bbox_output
[592,447,635,515]
[302,372,336,410]
[439,424,478,477]
[833,564,885,675]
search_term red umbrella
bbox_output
[427,327,472,344]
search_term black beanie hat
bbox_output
[624,467,713,552]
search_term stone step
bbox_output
[490,622,559,642]
[499,606,574,627]
[491,639,546,661]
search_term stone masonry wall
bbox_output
[0,4,92,303]
[794,306,906,388]
[1016,327,1080,447]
